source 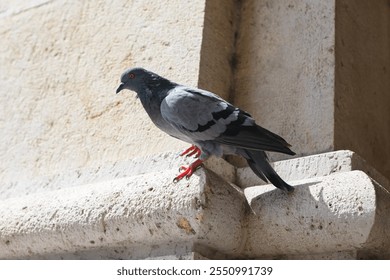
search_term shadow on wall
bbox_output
[335,0,390,181]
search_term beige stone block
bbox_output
[1,154,388,259]
[234,0,336,161]
[0,0,206,184]
[233,0,390,183]
[0,168,245,259]
[244,170,377,257]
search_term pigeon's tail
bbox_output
[242,149,294,192]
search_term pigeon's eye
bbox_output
[129,73,135,79]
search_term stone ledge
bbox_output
[0,169,245,259]
[244,170,376,257]
[0,150,389,259]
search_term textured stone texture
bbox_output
[244,171,376,258]
[0,0,206,184]
[1,157,387,259]
[233,0,390,179]
[1,0,389,261]
[234,0,335,161]
[335,0,390,180]
[0,168,246,259]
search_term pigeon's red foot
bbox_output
[180,145,202,158]
[173,159,204,183]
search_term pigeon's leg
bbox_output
[180,145,202,158]
[173,159,204,182]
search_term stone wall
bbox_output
[335,0,390,180]
[0,0,205,189]
[0,0,389,259]
[1,0,389,191]
[235,0,336,161]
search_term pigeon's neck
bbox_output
[147,76,176,91]
[137,78,176,103]
[136,80,176,126]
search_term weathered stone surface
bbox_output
[244,171,376,257]
[1,0,389,261]
[0,0,206,184]
[0,168,245,259]
[233,0,390,180]
[1,161,385,259]
[234,0,336,161]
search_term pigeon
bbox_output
[116,67,296,192]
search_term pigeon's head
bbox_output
[116,67,159,94]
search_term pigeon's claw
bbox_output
[180,145,202,158]
[173,159,203,183]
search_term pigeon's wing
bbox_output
[160,86,236,141]
[160,86,295,155]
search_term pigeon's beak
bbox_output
[116,83,124,94]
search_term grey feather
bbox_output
[239,149,294,192]
[116,67,296,192]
